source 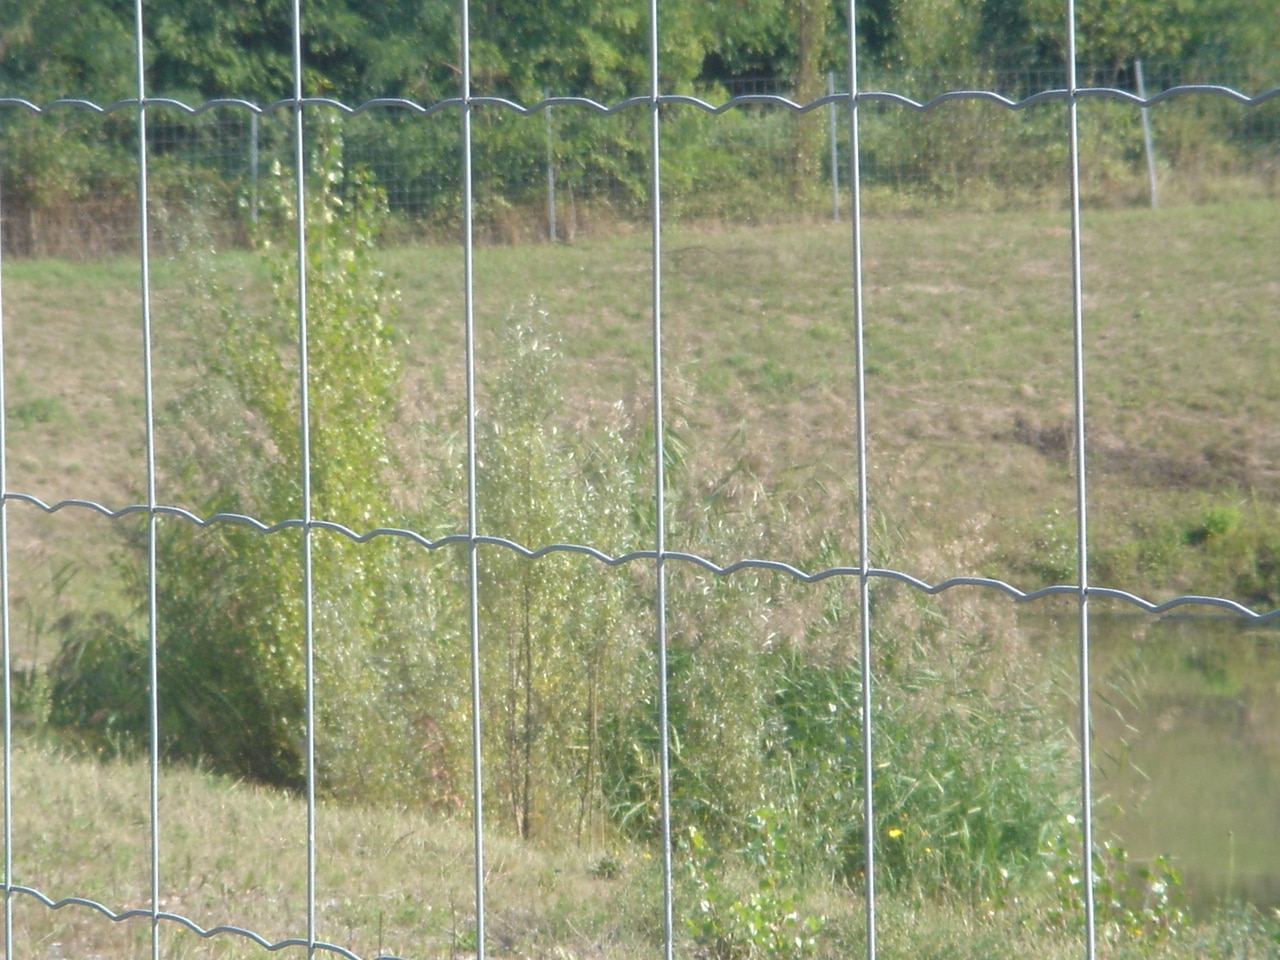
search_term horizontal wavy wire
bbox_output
[1,83,1279,118]
[8,491,1278,622]
[9,885,408,960]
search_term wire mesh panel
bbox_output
[4,65,1277,251]
[1,2,1279,960]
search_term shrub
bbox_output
[476,305,648,838]
[1042,820,1191,946]
[683,818,825,960]
[47,610,149,755]
[49,117,448,800]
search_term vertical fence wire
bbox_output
[0,136,11,960]
[844,4,877,958]
[3,5,1276,960]
[460,0,488,955]
[131,2,162,960]
[287,1,320,956]
[1064,3,1099,959]
[648,1,675,957]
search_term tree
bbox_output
[145,0,459,102]
[48,119,450,799]
[0,0,133,102]
[1075,0,1196,74]
[478,308,646,839]
[787,0,832,197]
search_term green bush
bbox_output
[769,632,1070,899]
[475,307,649,838]
[47,610,149,755]
[1042,821,1190,946]
[683,817,825,960]
[155,121,415,790]
[48,117,448,799]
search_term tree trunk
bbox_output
[790,0,831,200]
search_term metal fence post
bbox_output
[1135,59,1158,209]
[250,112,260,224]
[829,70,840,220]
[546,98,557,242]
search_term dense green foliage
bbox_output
[3,0,1274,104]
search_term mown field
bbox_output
[2,198,1279,959]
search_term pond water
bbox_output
[1022,610,1280,911]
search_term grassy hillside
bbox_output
[4,199,1278,659]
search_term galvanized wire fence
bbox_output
[2,59,1278,256]
[0,2,1279,960]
